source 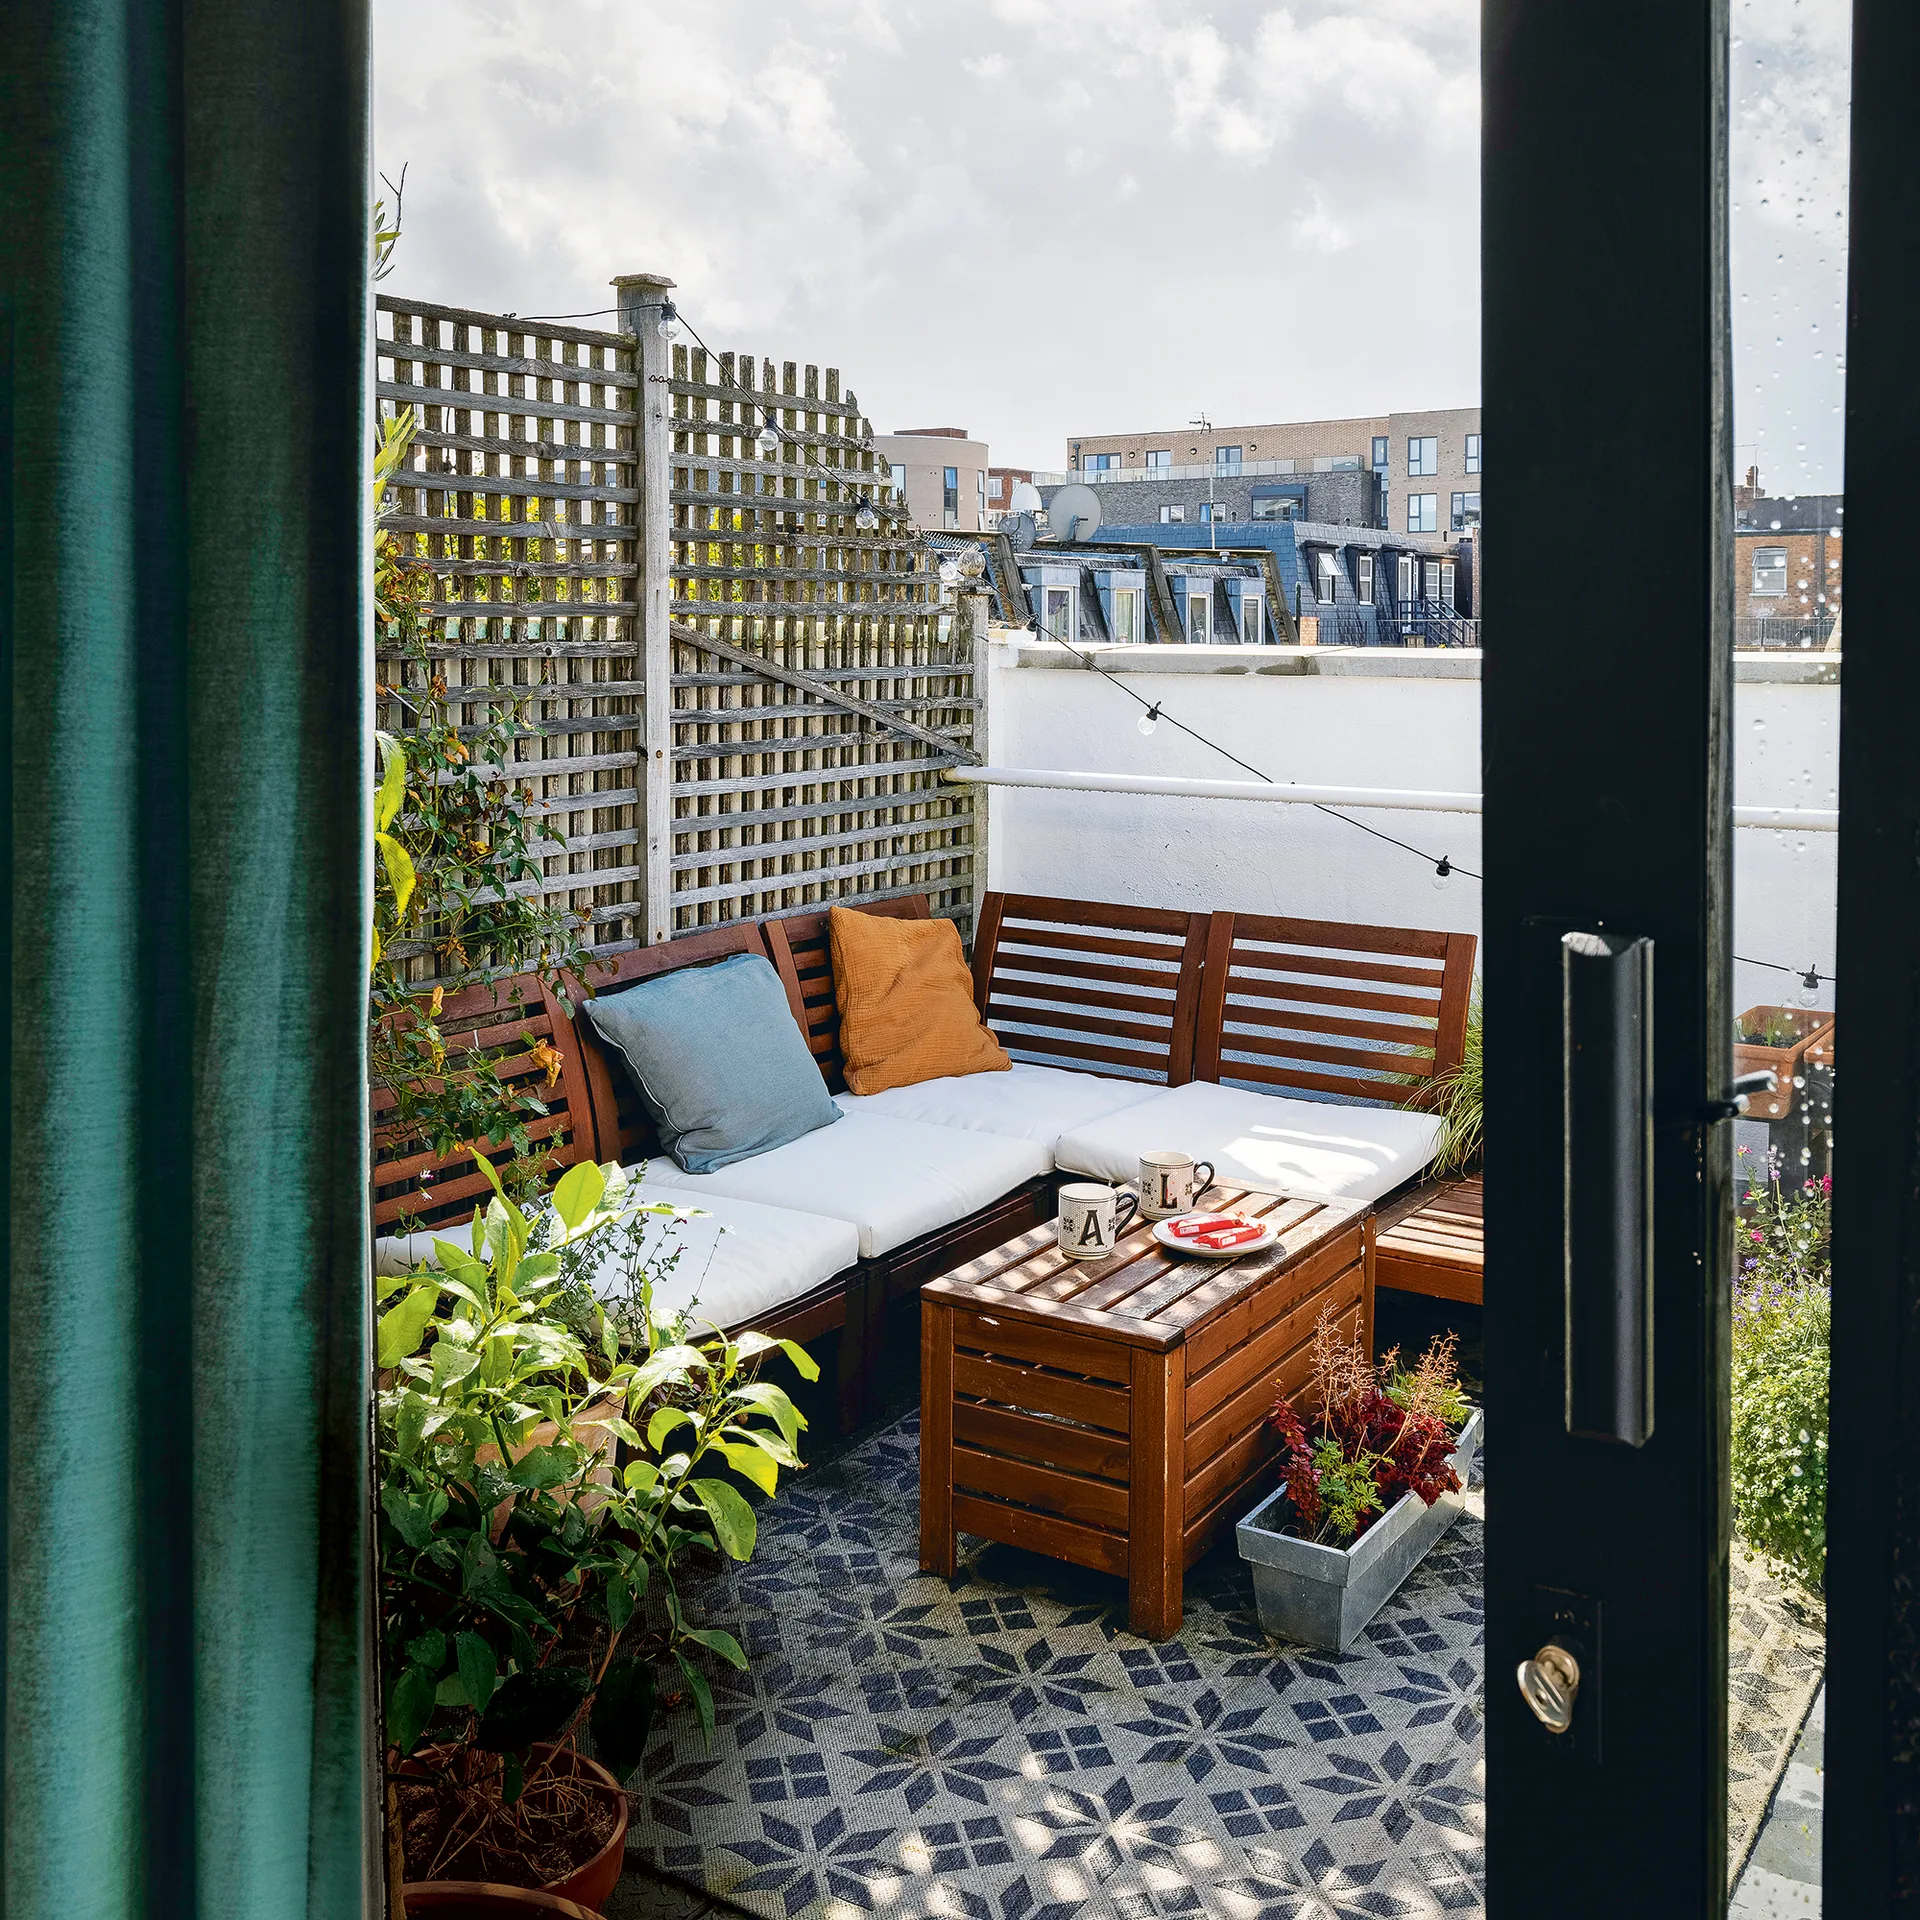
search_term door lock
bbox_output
[1517,1642,1582,1733]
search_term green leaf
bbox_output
[506,1443,577,1491]
[691,1478,757,1560]
[717,1441,778,1495]
[588,1658,657,1785]
[673,1650,716,1745]
[552,1158,607,1231]
[430,1342,482,1391]
[376,737,407,831]
[387,1663,438,1755]
[379,1481,440,1552]
[682,1626,748,1671]
[455,1631,498,1712]
[730,1382,804,1443]
[777,1338,821,1383]
[375,832,416,919]
[606,1572,635,1634]
[476,1665,591,1753]
[629,1345,713,1401]
[647,1406,693,1452]
[376,1284,441,1368]
[404,1630,448,1671]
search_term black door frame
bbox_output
[1483,1,1734,1911]
[1825,0,1920,1908]
[1487,1,1920,1912]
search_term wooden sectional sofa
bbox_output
[372,892,1477,1429]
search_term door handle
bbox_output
[1701,1069,1779,1126]
[1561,932,1655,1446]
[1517,1642,1582,1734]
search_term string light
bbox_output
[1137,702,1162,738]
[1431,855,1453,891]
[855,498,881,533]
[756,415,782,456]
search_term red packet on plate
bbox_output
[1194,1221,1265,1250]
[1166,1213,1241,1240]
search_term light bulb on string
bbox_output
[855,498,880,533]
[756,416,782,456]
[1137,703,1162,738]
[1431,856,1453,891]
[1797,967,1821,1009]
[654,298,677,342]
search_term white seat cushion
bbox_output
[1053,1080,1443,1206]
[375,1186,860,1332]
[833,1061,1164,1164]
[642,1111,1050,1259]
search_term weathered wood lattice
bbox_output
[374,296,644,961]
[666,340,978,934]
[372,291,979,963]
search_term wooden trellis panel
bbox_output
[666,343,979,935]
[372,294,979,960]
[373,296,645,963]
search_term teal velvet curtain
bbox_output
[1,2,373,1915]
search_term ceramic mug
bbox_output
[1057,1182,1140,1260]
[1138,1150,1218,1219]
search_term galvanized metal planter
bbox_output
[1235,1408,1484,1652]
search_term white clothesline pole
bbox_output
[940,764,1839,832]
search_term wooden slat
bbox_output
[953,1402,1130,1483]
[950,1309,1132,1383]
[951,1493,1129,1578]
[920,1302,958,1578]
[951,1354,1132,1433]
[953,1446,1130,1529]
[1185,1249,1366,1420]
[1129,1347,1186,1637]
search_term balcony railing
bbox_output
[1736,612,1837,650]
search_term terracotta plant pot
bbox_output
[1733,1005,1833,1121]
[405,1884,603,1920]
[402,1744,627,1918]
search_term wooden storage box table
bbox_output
[919,1188,1371,1638]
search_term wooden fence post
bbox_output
[613,272,676,943]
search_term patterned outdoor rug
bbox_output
[624,1412,1818,1919]
[1727,1550,1825,1882]
[628,1411,1488,1920]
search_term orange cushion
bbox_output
[829,906,1012,1095]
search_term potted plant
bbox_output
[1419,980,1483,1174]
[1733,1004,1833,1122]
[1235,1311,1481,1651]
[378,1154,815,1917]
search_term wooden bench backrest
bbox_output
[970,891,1209,1086]
[566,922,775,1168]
[1195,911,1476,1106]
[371,974,596,1234]
[762,895,932,1094]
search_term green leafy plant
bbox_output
[1736,1006,1820,1049]
[377,1154,815,1887]
[367,189,597,1217]
[1731,1157,1830,1591]
[1413,980,1482,1174]
[1267,1310,1469,1546]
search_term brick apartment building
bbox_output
[1052,407,1482,541]
[1733,470,1843,646]
[872,427,990,532]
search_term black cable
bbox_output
[1043,626,1482,881]
[517,306,621,322]
[1735,955,1834,987]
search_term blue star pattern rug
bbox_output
[626,1412,1487,1920]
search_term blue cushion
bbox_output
[583,953,841,1173]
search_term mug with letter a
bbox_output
[1138,1150,1218,1220]
[1057,1182,1139,1260]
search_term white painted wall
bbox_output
[981,640,1839,1018]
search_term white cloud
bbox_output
[375,0,1846,482]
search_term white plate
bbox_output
[1151,1213,1280,1260]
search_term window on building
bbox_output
[1113,587,1141,643]
[1408,494,1438,534]
[1215,446,1243,472]
[1160,504,1185,524]
[889,462,907,492]
[1043,585,1075,642]
[1372,435,1390,471]
[1752,547,1789,597]
[1252,487,1301,520]
[1438,560,1457,609]
[1451,491,1482,531]
[1146,449,1172,468]
[1199,501,1222,523]
[1315,551,1340,602]
[1086,452,1119,471]
[1465,433,1482,473]
[1398,554,1417,604]
[1356,553,1375,603]
[1186,592,1211,643]
[1240,596,1262,644]
[1408,436,1439,477]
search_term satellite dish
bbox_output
[1008,511,1039,551]
[1047,483,1103,544]
[1008,480,1044,515]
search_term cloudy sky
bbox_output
[376,0,1850,488]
